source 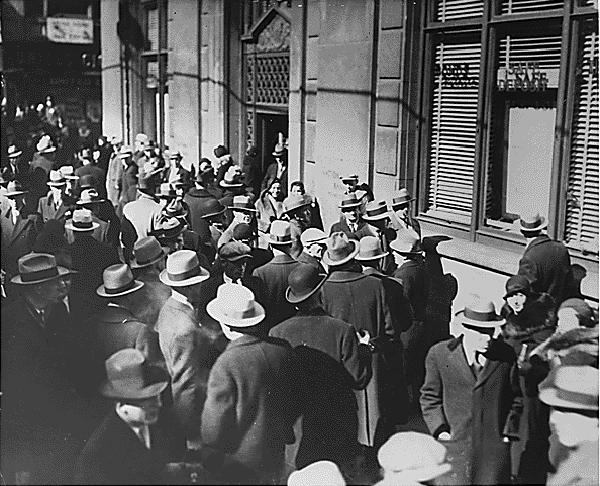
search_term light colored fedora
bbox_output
[356,235,389,261]
[363,200,390,221]
[288,461,346,486]
[378,432,451,483]
[155,183,177,199]
[322,232,360,267]
[169,150,183,160]
[97,264,144,297]
[7,144,23,158]
[283,194,311,216]
[518,212,549,232]
[340,174,359,182]
[391,188,416,209]
[59,165,79,180]
[159,250,210,287]
[269,220,293,245]
[76,188,105,206]
[219,166,244,188]
[99,348,169,400]
[300,228,327,247]
[286,264,328,305]
[390,229,423,255]
[206,283,266,327]
[11,253,75,285]
[47,169,67,187]
[4,180,27,197]
[455,295,505,328]
[36,135,56,153]
[130,236,167,269]
[272,142,286,157]
[118,145,133,157]
[65,208,100,232]
[338,193,362,210]
[229,195,257,213]
[539,365,599,411]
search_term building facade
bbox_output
[101,0,599,307]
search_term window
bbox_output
[435,0,483,22]
[500,0,564,15]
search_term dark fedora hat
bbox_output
[150,217,187,241]
[79,174,98,191]
[214,144,230,158]
[130,236,167,269]
[283,194,311,217]
[11,253,76,285]
[286,264,327,304]
[200,199,226,219]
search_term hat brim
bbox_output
[322,239,360,267]
[159,267,210,287]
[391,198,416,208]
[284,202,311,216]
[47,181,67,187]
[100,375,169,401]
[219,181,244,188]
[272,151,286,157]
[286,273,328,304]
[4,190,27,197]
[399,463,452,482]
[456,310,505,328]
[503,288,531,300]
[130,249,167,269]
[338,202,362,209]
[96,280,144,298]
[76,199,106,206]
[8,151,23,158]
[12,265,76,285]
[363,212,391,222]
[66,221,101,231]
[41,147,57,154]
[229,206,257,213]
[355,250,389,262]
[340,176,359,182]
[201,207,226,219]
[206,299,266,327]
[539,386,598,411]
[64,175,80,180]
[519,218,549,232]
[269,237,293,246]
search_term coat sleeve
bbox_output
[502,362,523,439]
[341,328,372,390]
[517,251,539,291]
[420,347,451,438]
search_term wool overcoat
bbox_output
[296,251,325,273]
[184,187,219,235]
[421,336,522,485]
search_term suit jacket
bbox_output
[296,251,325,273]
[252,254,304,327]
[518,235,576,305]
[73,410,184,485]
[329,218,375,241]
[37,193,72,223]
[184,187,219,235]
[201,335,297,479]
[421,336,522,485]
[122,194,161,242]
[0,207,43,276]
[155,296,220,440]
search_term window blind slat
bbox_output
[501,0,564,15]
[436,0,483,22]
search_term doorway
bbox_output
[256,113,288,175]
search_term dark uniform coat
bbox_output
[73,410,184,485]
[270,308,372,469]
[319,269,397,447]
[518,234,576,305]
[252,254,304,328]
[201,335,297,483]
[421,336,522,485]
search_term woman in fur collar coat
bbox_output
[501,275,557,484]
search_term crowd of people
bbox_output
[0,127,598,486]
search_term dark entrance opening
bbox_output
[256,113,288,176]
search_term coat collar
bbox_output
[446,336,504,389]
[526,234,551,251]
[227,334,263,350]
[270,253,297,265]
[326,270,368,283]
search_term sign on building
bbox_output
[46,18,94,44]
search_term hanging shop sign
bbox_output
[497,62,560,91]
[47,17,94,44]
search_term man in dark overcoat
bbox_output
[252,220,305,328]
[421,296,522,485]
[329,193,375,241]
[270,264,372,471]
[517,213,576,306]
[318,232,397,449]
[204,283,298,484]
[184,166,220,235]
[37,169,73,223]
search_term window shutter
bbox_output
[427,41,481,222]
[501,0,564,15]
[566,22,599,253]
[436,0,483,22]
[147,7,159,52]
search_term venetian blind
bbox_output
[566,22,599,252]
[436,0,483,22]
[427,41,481,221]
[501,0,564,15]
[147,7,159,52]
[499,35,562,71]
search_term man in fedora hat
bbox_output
[165,150,194,189]
[37,169,73,223]
[261,140,289,198]
[73,349,184,485]
[539,365,599,486]
[1,253,87,485]
[339,173,374,215]
[30,134,57,175]
[74,186,121,249]
[363,200,397,275]
[184,161,221,235]
[270,264,372,471]
[122,171,162,243]
[213,144,234,184]
[219,166,247,229]
[230,222,274,276]
[217,194,257,248]
[297,227,328,272]
[203,284,298,484]
[330,193,373,241]
[76,146,107,200]
[517,212,576,306]
[6,144,29,184]
[283,193,314,259]
[155,250,221,447]
[421,295,522,485]
[133,133,150,167]
[390,188,421,237]
[319,232,398,449]
[252,220,305,328]
[59,165,80,198]
[117,146,139,217]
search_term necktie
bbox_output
[472,352,484,375]
[136,425,151,449]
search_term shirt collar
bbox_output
[171,289,194,310]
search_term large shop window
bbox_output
[426,39,481,225]
[566,20,599,253]
[484,32,562,233]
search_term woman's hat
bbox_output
[65,208,100,232]
[214,144,230,158]
[518,212,548,232]
[130,236,167,269]
[200,199,226,219]
[362,200,390,221]
[155,182,177,199]
[269,220,293,245]
[391,188,416,208]
[356,235,389,261]
[539,365,599,411]
[97,263,144,297]
[455,295,505,328]
[36,134,56,153]
[11,253,75,285]
[59,165,79,180]
[378,432,451,483]
[283,194,311,216]
[286,264,328,304]
[503,275,532,300]
[229,195,257,213]
[206,283,266,327]
[76,188,105,206]
[159,250,210,287]
[338,193,362,210]
[100,348,169,400]
[287,461,345,486]
[322,232,360,267]
[219,166,244,188]
[4,180,27,197]
[7,144,23,158]
[300,228,327,247]
[47,170,67,187]
[390,229,423,255]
